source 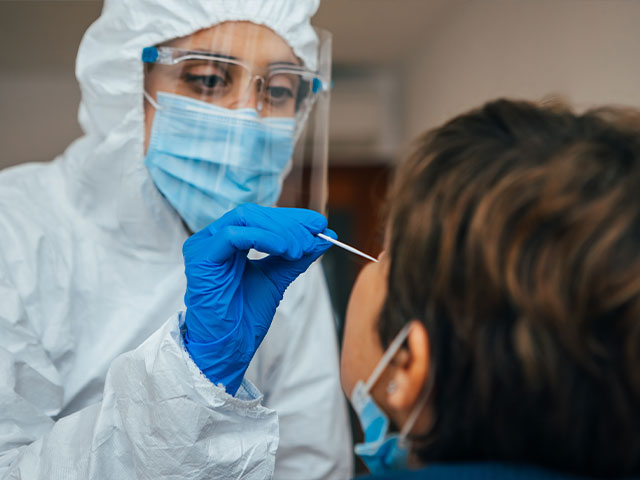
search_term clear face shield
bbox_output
[142,22,332,233]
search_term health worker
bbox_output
[0,0,351,478]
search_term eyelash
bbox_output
[179,70,300,110]
[182,73,234,98]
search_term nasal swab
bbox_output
[317,233,378,263]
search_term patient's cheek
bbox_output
[341,262,388,396]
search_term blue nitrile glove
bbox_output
[182,203,336,395]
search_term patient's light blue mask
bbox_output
[351,323,434,474]
[144,92,295,232]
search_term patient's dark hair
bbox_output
[379,99,640,477]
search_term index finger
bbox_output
[211,204,328,235]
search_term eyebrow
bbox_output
[203,52,238,61]
[185,50,301,68]
[269,61,301,68]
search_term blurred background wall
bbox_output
[2,0,640,322]
[402,0,640,140]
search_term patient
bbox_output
[178,98,640,479]
[342,99,640,478]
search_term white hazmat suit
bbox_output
[0,0,352,478]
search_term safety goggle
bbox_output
[142,46,329,117]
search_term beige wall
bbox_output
[404,0,640,141]
[3,1,640,167]
[1,72,83,167]
[0,1,101,168]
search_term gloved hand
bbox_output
[182,203,335,395]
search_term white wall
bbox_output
[404,0,640,141]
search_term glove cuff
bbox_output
[183,320,252,396]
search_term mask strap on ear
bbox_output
[398,362,436,443]
[364,323,412,392]
[144,90,161,110]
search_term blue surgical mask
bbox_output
[144,91,295,232]
[351,323,434,474]
[351,381,411,472]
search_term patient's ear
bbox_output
[386,320,430,412]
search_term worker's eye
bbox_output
[265,85,294,101]
[264,73,298,110]
[185,73,227,89]
[182,61,233,98]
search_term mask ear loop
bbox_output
[144,90,161,110]
[363,323,413,393]
[398,361,436,446]
[374,323,437,447]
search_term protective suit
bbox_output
[0,0,351,478]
